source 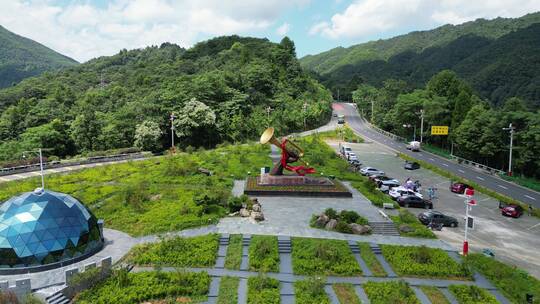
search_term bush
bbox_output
[324,208,338,219]
[249,235,280,272]
[295,277,330,304]
[363,281,420,304]
[247,275,280,304]
[227,195,250,213]
[292,238,362,276]
[449,285,498,304]
[391,210,436,239]
[339,210,359,223]
[335,221,353,233]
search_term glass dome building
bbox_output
[0,189,103,268]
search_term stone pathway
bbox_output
[369,243,397,277]
[440,287,459,304]
[411,286,431,304]
[278,236,293,274]
[215,234,229,268]
[238,278,248,304]
[206,276,220,304]
[280,282,295,304]
[240,235,251,271]
[348,240,372,276]
[324,285,340,304]
[354,285,370,303]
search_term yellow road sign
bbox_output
[431,126,449,135]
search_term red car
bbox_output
[450,182,472,194]
[501,204,524,218]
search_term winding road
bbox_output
[333,102,540,208]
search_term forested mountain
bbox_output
[300,12,540,106]
[0,25,78,88]
[0,36,332,162]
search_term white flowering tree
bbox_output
[173,98,216,145]
[134,120,162,151]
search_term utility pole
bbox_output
[170,113,177,152]
[371,99,374,123]
[502,123,515,176]
[266,106,272,127]
[419,109,424,143]
[303,102,308,131]
[22,149,45,189]
[337,88,340,102]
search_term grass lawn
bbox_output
[318,125,364,143]
[333,283,361,304]
[224,234,243,270]
[248,235,280,272]
[381,245,471,279]
[294,277,330,304]
[449,285,498,304]
[390,210,436,239]
[358,242,387,277]
[0,144,271,236]
[247,276,280,304]
[125,234,219,267]
[419,286,449,304]
[74,270,210,304]
[363,281,420,304]
[466,253,540,304]
[217,276,239,304]
[292,237,361,276]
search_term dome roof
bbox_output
[0,189,103,268]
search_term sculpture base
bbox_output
[244,175,352,198]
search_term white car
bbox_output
[379,180,401,192]
[406,141,421,152]
[360,167,384,176]
[389,186,423,200]
[347,152,358,161]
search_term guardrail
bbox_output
[449,155,505,175]
[359,116,407,142]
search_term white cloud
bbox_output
[310,0,540,39]
[0,0,309,62]
[276,22,291,36]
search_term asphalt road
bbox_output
[334,102,540,208]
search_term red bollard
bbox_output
[463,241,469,256]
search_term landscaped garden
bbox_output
[449,285,498,304]
[217,276,239,304]
[358,242,387,277]
[419,286,449,304]
[390,209,436,239]
[363,281,420,304]
[333,283,361,304]
[74,269,210,304]
[125,234,219,267]
[248,235,280,272]
[311,208,371,235]
[294,277,330,304]
[0,143,271,236]
[224,234,243,270]
[291,237,361,276]
[247,276,280,304]
[381,245,471,279]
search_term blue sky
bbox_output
[1,0,539,62]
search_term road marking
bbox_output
[442,163,449,167]
[524,195,537,201]
[528,223,540,230]
[498,185,508,190]
[476,176,485,181]
[0,177,9,181]
[458,169,464,173]
[429,158,435,161]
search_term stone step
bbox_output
[348,241,360,254]
[46,291,71,304]
[370,243,382,255]
[369,221,400,236]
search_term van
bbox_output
[406,141,421,152]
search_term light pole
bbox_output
[503,123,515,176]
[170,113,177,152]
[22,148,45,189]
[266,106,272,127]
[403,124,416,141]
[303,102,308,131]
[419,109,424,143]
[371,99,374,123]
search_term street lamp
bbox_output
[303,102,308,131]
[419,109,424,143]
[403,124,416,141]
[170,113,177,152]
[22,148,45,189]
[502,123,515,176]
[266,106,272,127]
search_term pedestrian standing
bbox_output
[529,204,533,216]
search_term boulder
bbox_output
[197,167,212,176]
[399,224,414,233]
[325,219,337,230]
[252,203,262,212]
[239,208,250,217]
[315,214,329,227]
[350,223,371,235]
[251,211,265,221]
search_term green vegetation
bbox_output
[217,276,239,304]
[390,209,436,239]
[0,35,331,162]
[311,209,370,234]
[224,234,243,270]
[358,242,387,277]
[74,270,210,304]
[419,286,450,304]
[248,235,280,272]
[0,292,44,304]
[294,277,330,304]
[126,234,218,267]
[0,25,77,89]
[291,237,361,276]
[501,174,540,192]
[381,245,471,279]
[363,280,420,304]
[247,276,280,304]
[421,143,452,159]
[318,125,364,143]
[466,253,540,303]
[351,179,398,208]
[0,143,271,236]
[449,285,498,304]
[333,283,361,304]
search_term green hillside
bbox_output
[0,25,78,88]
[0,36,331,162]
[300,12,540,106]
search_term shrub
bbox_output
[339,210,359,223]
[249,235,279,272]
[335,221,353,233]
[294,277,329,304]
[449,285,498,304]
[324,208,338,219]
[292,238,361,276]
[391,210,436,239]
[363,281,420,304]
[247,275,280,304]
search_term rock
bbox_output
[315,214,329,227]
[399,224,414,233]
[325,219,337,230]
[349,223,371,235]
[198,168,212,176]
[239,208,250,217]
[149,194,162,201]
[228,211,239,217]
[251,211,265,221]
[252,203,262,212]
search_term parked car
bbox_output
[368,172,386,181]
[389,186,423,200]
[360,167,384,176]
[397,195,433,209]
[501,204,524,218]
[450,182,472,194]
[406,141,421,151]
[404,161,420,170]
[418,211,458,227]
[347,152,358,161]
[337,115,345,124]
[378,180,401,193]
[340,145,352,157]
[333,113,338,117]
[374,176,399,185]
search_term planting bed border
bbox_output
[244,177,352,197]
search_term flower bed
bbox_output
[247,276,280,304]
[311,208,371,235]
[217,276,239,304]
[449,285,498,304]
[333,283,361,304]
[126,234,219,267]
[244,176,352,197]
[363,281,420,304]
[294,277,330,304]
[292,237,362,276]
[419,286,449,304]
[381,245,471,279]
[249,235,280,272]
[224,234,243,270]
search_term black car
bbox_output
[418,211,458,227]
[404,161,420,170]
[397,195,433,209]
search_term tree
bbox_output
[134,120,162,151]
[352,84,378,119]
[173,98,216,146]
[70,110,103,152]
[19,119,74,157]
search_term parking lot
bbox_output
[327,139,540,279]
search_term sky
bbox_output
[0,0,539,63]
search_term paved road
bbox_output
[334,102,540,208]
